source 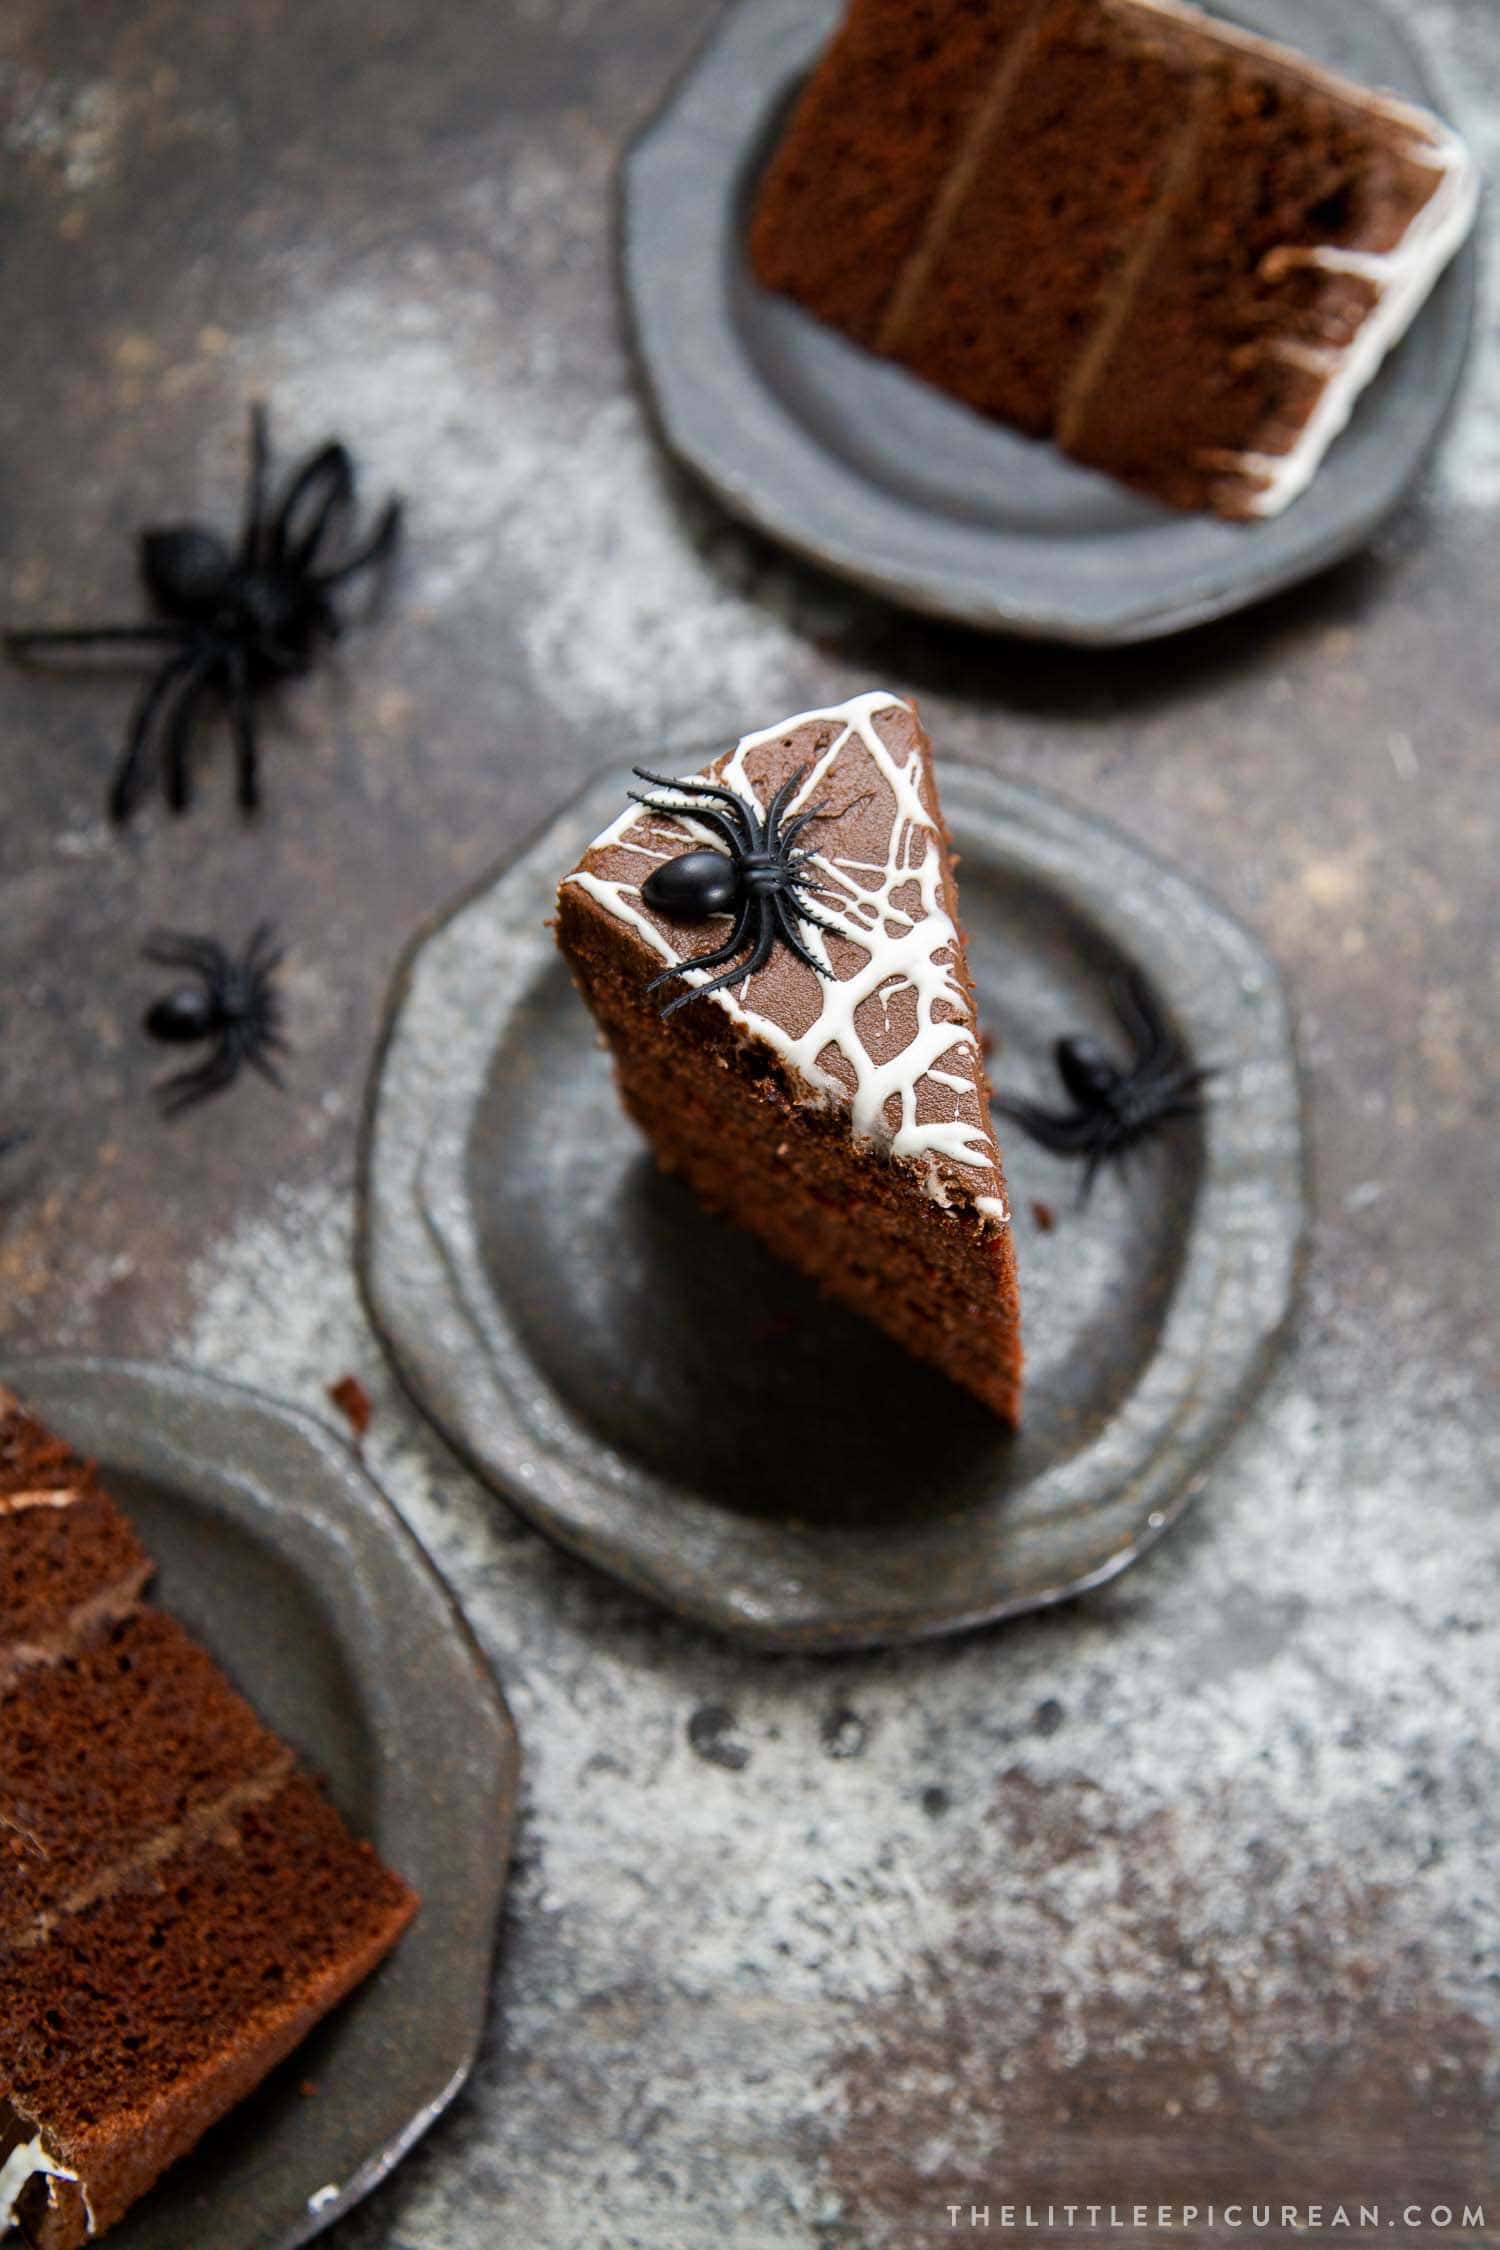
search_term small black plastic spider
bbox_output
[142,925,287,1116]
[995,973,1212,1203]
[5,404,401,821]
[630,764,841,1017]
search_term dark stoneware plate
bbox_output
[620,0,1477,644]
[358,761,1305,1652]
[0,1356,520,2250]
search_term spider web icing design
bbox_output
[568,691,1008,1228]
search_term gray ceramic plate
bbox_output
[0,1356,520,2250]
[621,0,1478,643]
[358,761,1305,1652]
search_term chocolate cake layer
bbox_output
[2,1774,417,2250]
[556,692,1022,1423]
[749,0,1478,517]
[747,0,1036,348]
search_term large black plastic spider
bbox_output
[5,404,401,821]
[142,925,287,1116]
[995,973,1212,1203]
[630,764,841,1017]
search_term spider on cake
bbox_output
[630,764,842,1015]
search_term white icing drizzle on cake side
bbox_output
[0,2131,79,2236]
[1116,0,1480,516]
[1206,119,1477,514]
[567,691,1009,1229]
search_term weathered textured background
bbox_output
[2,2,1497,2245]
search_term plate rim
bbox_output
[0,1351,521,2250]
[356,757,1309,1653]
[617,0,1479,645]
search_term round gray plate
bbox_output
[621,0,1478,644]
[0,1356,520,2250]
[358,762,1305,1652]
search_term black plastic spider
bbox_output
[5,404,401,821]
[142,926,287,1116]
[995,973,1212,1203]
[630,765,841,1017]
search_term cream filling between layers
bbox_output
[0,1564,153,1695]
[0,1489,84,1516]
[0,1749,296,1957]
[566,692,1009,1229]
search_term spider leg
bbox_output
[1112,972,1175,1073]
[5,623,188,659]
[733,915,778,988]
[110,649,203,821]
[772,895,836,982]
[627,795,744,860]
[243,1026,287,1090]
[226,647,261,813]
[1077,1149,1106,1209]
[156,1031,245,1118]
[993,1097,1105,1155]
[646,902,754,992]
[268,441,353,568]
[239,401,271,569]
[630,769,757,853]
[778,804,829,851]
[242,921,285,981]
[143,930,228,977]
[312,497,403,588]
[761,766,810,853]
[161,655,220,815]
[660,911,776,1017]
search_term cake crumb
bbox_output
[327,1374,373,1441]
[1031,1201,1056,1233]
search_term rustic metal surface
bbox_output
[623,0,1478,643]
[360,762,1303,1649]
[0,1355,519,2250]
[1,0,1498,2243]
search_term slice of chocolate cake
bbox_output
[749,0,1478,517]
[0,1390,417,2250]
[555,692,1022,1423]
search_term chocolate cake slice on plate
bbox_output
[748,0,1478,517]
[555,692,1023,1424]
[0,1388,418,2250]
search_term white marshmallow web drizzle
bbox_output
[567,692,1008,1227]
[1209,123,1477,514]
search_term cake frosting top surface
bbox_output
[566,691,1008,1226]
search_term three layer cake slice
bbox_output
[555,692,1022,1423]
[749,0,1478,517]
[0,1389,418,2250]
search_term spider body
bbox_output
[996,974,1212,1203]
[5,405,401,821]
[142,926,287,1116]
[631,765,840,1017]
